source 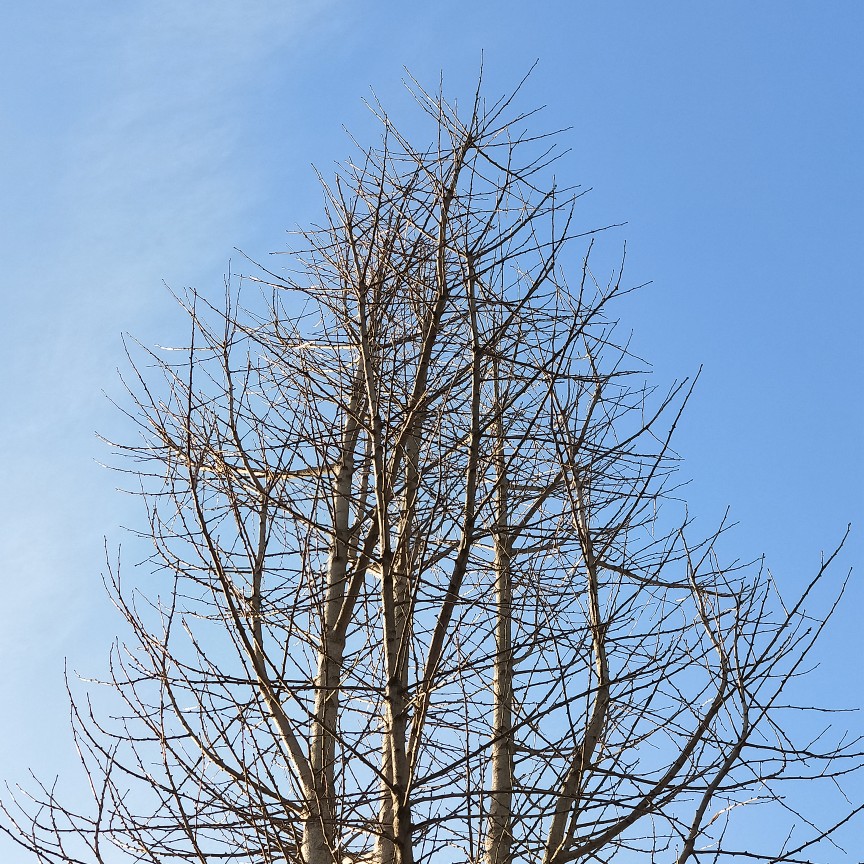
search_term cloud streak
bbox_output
[0,0,337,789]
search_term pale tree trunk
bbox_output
[376,510,414,864]
[376,575,413,864]
[354,281,414,864]
[377,528,414,864]
[543,467,610,864]
[302,386,363,864]
[376,392,421,864]
[376,150,471,864]
[485,390,514,864]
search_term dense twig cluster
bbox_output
[3,74,860,864]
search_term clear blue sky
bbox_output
[1,2,861,859]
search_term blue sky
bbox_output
[1,1,861,859]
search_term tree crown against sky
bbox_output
[2,73,861,864]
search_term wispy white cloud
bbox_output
[0,1,339,776]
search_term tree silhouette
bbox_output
[4,73,861,864]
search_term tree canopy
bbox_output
[3,73,860,864]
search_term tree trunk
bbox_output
[485,387,514,864]
[303,387,362,864]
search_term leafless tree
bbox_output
[4,73,861,864]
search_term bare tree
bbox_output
[4,73,861,864]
